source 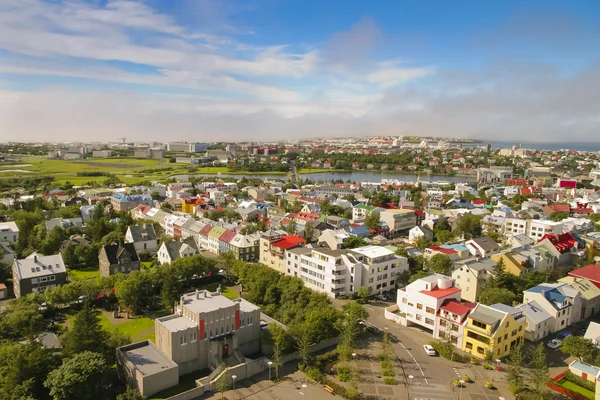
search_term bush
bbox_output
[337,366,352,382]
[382,368,394,377]
[379,359,392,369]
[384,377,397,385]
[462,374,470,382]
[485,381,494,389]
[305,367,324,383]
[428,340,468,363]
[453,379,462,387]
[565,370,596,392]
[483,364,493,370]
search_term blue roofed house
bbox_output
[568,360,600,384]
[516,301,553,341]
[523,285,573,334]
[345,224,370,238]
[440,244,471,260]
[111,193,153,212]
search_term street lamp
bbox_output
[407,375,414,399]
[268,361,273,381]
[301,383,307,398]
[351,352,357,360]
[459,379,465,400]
[231,375,237,400]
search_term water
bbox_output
[465,141,600,152]
[171,171,473,184]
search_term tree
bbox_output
[270,323,286,379]
[0,341,60,400]
[487,259,507,288]
[60,303,108,359]
[115,270,153,314]
[455,213,483,240]
[304,222,315,243]
[427,254,453,275]
[106,330,131,365]
[343,236,367,249]
[117,387,146,400]
[408,270,431,284]
[506,344,525,394]
[284,220,297,234]
[214,364,229,399]
[562,336,596,361]
[44,351,113,400]
[365,212,380,231]
[296,325,314,369]
[478,287,517,306]
[550,212,569,222]
[530,343,550,399]
[434,229,453,244]
[357,286,371,303]
[0,297,46,340]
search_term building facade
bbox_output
[12,253,67,298]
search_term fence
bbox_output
[548,371,590,400]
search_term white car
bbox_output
[423,344,437,356]
[547,339,563,350]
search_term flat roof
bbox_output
[122,341,178,376]
[181,291,236,314]
[159,315,197,332]
[351,245,395,258]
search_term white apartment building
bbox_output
[379,209,417,236]
[503,218,564,240]
[396,275,462,334]
[166,182,194,199]
[285,246,407,298]
[208,189,226,206]
[523,285,573,334]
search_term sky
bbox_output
[0,0,599,143]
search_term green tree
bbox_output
[60,303,108,359]
[530,343,550,399]
[435,229,453,243]
[106,330,131,365]
[296,325,314,369]
[270,323,286,379]
[284,220,297,234]
[478,287,517,306]
[343,236,367,249]
[550,212,569,222]
[455,213,483,240]
[427,254,453,275]
[117,387,146,400]
[115,270,153,314]
[160,265,183,310]
[214,364,229,399]
[357,286,371,303]
[0,297,46,340]
[44,351,113,400]
[562,336,596,361]
[506,344,525,394]
[304,222,315,243]
[487,259,507,288]
[365,211,380,231]
[0,341,60,400]
[408,270,431,284]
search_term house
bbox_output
[584,322,600,347]
[465,236,501,258]
[99,243,140,277]
[435,299,477,347]
[318,229,351,250]
[158,238,199,264]
[45,217,84,232]
[347,246,407,294]
[452,257,497,302]
[462,303,526,359]
[491,250,531,276]
[0,283,7,299]
[345,224,371,238]
[568,361,600,384]
[379,209,417,237]
[569,264,600,289]
[125,224,159,254]
[395,275,462,333]
[111,193,153,212]
[117,290,261,397]
[259,230,306,273]
[523,285,573,333]
[80,205,96,222]
[226,233,260,262]
[352,204,382,221]
[0,242,16,265]
[516,301,553,342]
[409,226,434,243]
[424,246,461,261]
[12,253,67,298]
[0,221,19,244]
[558,276,600,320]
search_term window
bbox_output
[49,276,55,281]
[425,318,434,325]
[498,337,502,344]
[466,342,473,350]
[504,334,508,340]
[425,307,435,314]
[439,319,447,327]
[180,335,187,345]
[511,329,517,337]
[191,333,197,342]
[416,303,423,310]
[472,320,487,330]
[31,278,38,284]
[221,327,224,334]
[402,298,407,304]
[518,326,522,332]
[210,330,213,338]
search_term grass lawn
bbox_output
[136,331,156,342]
[299,168,345,174]
[149,370,209,400]
[68,268,100,280]
[558,378,595,399]
[140,261,154,269]
[98,313,155,337]
[197,282,239,300]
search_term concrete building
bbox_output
[45,217,84,231]
[379,209,417,237]
[352,204,382,221]
[166,142,209,153]
[118,289,261,397]
[0,221,19,244]
[259,230,305,274]
[523,285,573,333]
[465,236,501,258]
[93,150,113,158]
[452,257,497,303]
[12,253,67,298]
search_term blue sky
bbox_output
[0,0,599,142]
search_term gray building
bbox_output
[118,289,262,397]
[125,224,159,254]
[167,142,209,153]
[99,243,140,277]
[12,253,67,298]
[45,217,83,232]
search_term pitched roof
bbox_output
[271,235,306,249]
[163,238,199,260]
[127,224,157,242]
[219,230,237,244]
[569,264,600,284]
[101,243,139,265]
[439,300,476,319]
[420,286,461,299]
[427,245,457,255]
[13,253,66,280]
[516,301,552,325]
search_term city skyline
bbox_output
[0,0,599,142]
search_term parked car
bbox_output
[578,324,588,334]
[557,331,572,340]
[367,326,383,335]
[423,344,437,356]
[547,338,563,350]
[375,294,387,301]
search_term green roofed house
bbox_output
[352,204,384,222]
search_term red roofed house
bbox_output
[424,245,461,261]
[394,275,462,333]
[259,230,306,274]
[352,161,360,169]
[543,203,571,218]
[294,212,320,225]
[434,300,477,346]
[323,159,332,169]
[569,264,600,289]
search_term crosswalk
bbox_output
[409,382,455,400]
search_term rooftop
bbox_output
[420,286,461,299]
[14,253,66,280]
[569,264,600,283]
[180,290,237,314]
[271,235,306,249]
[440,300,476,317]
[350,245,395,258]
[158,315,197,332]
[120,341,178,377]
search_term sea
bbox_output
[465,141,600,152]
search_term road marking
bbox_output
[398,341,428,383]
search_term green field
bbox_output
[558,379,595,399]
[68,268,101,280]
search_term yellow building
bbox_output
[491,251,528,276]
[462,303,525,359]
[579,232,600,264]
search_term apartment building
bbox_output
[516,301,553,342]
[452,257,497,302]
[503,218,564,240]
[12,253,67,298]
[352,204,383,221]
[260,230,305,273]
[436,299,477,347]
[558,276,600,320]
[285,246,407,298]
[523,285,573,333]
[379,209,417,237]
[111,193,153,212]
[166,142,209,153]
[462,303,525,359]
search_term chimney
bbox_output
[33,254,38,263]
[217,285,222,294]
[196,289,200,299]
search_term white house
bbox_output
[395,275,462,333]
[157,238,199,264]
[465,236,501,258]
[125,224,159,254]
[208,189,226,206]
[523,284,573,334]
[516,301,553,342]
[435,299,477,347]
[584,322,600,347]
[409,226,434,243]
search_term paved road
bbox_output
[336,298,462,399]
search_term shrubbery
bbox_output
[428,340,468,363]
[565,370,596,392]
